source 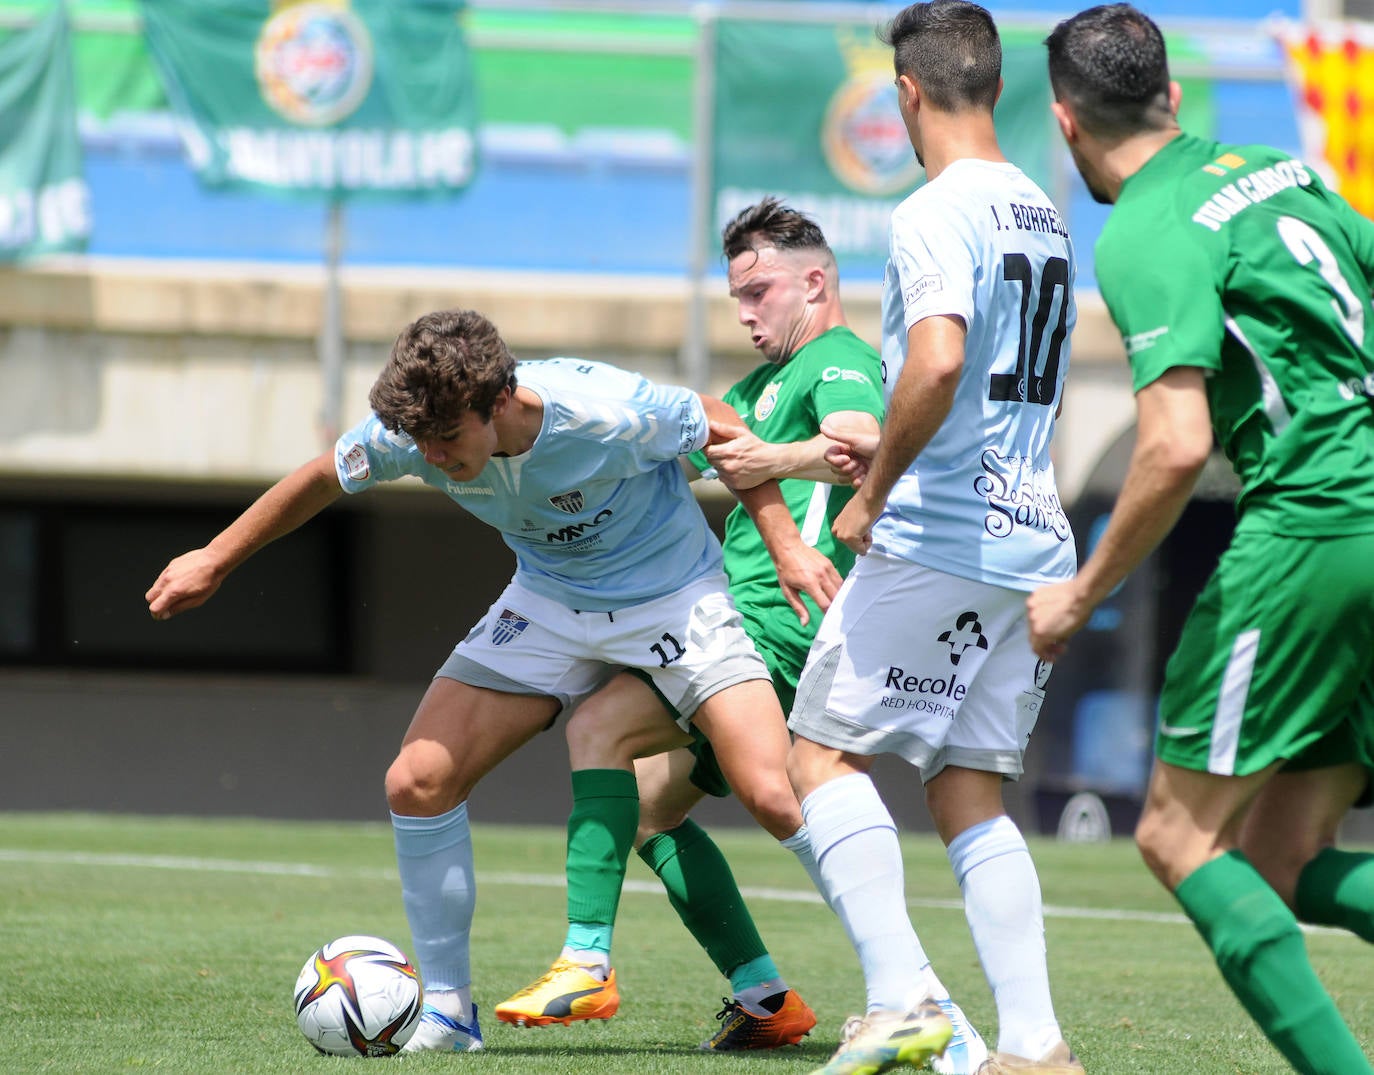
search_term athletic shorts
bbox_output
[1157,529,1374,791]
[437,572,770,733]
[789,551,1051,782]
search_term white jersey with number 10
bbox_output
[874,158,1078,592]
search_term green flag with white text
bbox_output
[712,20,1054,275]
[139,0,478,198]
[0,2,90,260]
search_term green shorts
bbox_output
[686,605,809,798]
[1157,529,1374,787]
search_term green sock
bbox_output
[637,819,775,987]
[1295,847,1374,942]
[564,769,640,955]
[1175,851,1373,1075]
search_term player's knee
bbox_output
[735,781,803,840]
[1134,810,1175,887]
[384,750,464,817]
[564,707,626,767]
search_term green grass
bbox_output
[1,813,1369,1073]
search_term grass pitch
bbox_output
[1,812,1369,1073]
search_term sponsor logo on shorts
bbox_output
[340,444,370,481]
[880,666,966,719]
[491,608,531,647]
[938,611,989,666]
[549,490,585,514]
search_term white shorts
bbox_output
[789,551,1052,781]
[437,572,769,727]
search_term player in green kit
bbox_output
[1030,6,1374,1073]
[499,199,984,1065]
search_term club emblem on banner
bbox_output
[491,608,531,647]
[821,30,925,196]
[255,3,374,127]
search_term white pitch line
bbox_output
[0,847,1348,936]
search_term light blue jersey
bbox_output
[334,358,721,611]
[875,158,1077,591]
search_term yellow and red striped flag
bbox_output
[1274,19,1374,218]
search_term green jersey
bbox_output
[696,326,884,673]
[1097,132,1374,536]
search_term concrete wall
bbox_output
[0,257,1135,497]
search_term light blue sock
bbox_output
[781,825,830,908]
[392,803,475,995]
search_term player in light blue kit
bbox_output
[787,5,1082,1074]
[145,308,839,1054]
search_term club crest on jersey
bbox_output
[549,490,584,514]
[491,608,531,647]
[754,382,782,421]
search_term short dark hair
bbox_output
[1045,4,1172,139]
[369,309,517,436]
[880,1,1001,113]
[721,197,833,262]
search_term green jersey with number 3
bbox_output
[1096,132,1374,536]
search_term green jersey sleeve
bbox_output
[1097,212,1227,392]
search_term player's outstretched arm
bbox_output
[698,393,842,624]
[706,410,880,488]
[146,451,344,620]
[819,414,881,487]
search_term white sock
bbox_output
[780,825,830,907]
[423,986,474,1022]
[392,803,475,997]
[948,815,1061,1059]
[558,947,610,978]
[802,772,944,1012]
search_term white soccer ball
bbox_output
[293,935,424,1057]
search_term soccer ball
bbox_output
[293,935,424,1057]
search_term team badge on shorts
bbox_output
[491,608,531,646]
[549,490,584,514]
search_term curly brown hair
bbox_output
[369,309,518,437]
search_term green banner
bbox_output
[712,20,1054,273]
[139,0,478,197]
[0,2,90,259]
